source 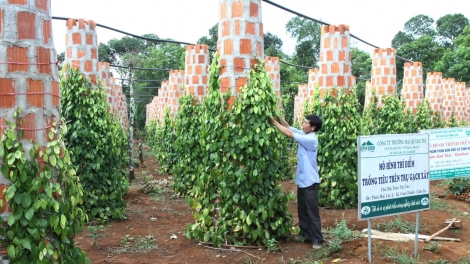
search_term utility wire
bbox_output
[122,87,160,89]
[261,0,416,66]
[110,64,173,71]
[279,60,312,69]
[117,79,164,82]
[52,16,217,52]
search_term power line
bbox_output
[52,16,217,52]
[279,60,312,69]
[123,86,160,89]
[110,64,173,71]
[261,0,416,65]
[117,79,164,82]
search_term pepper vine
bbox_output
[173,54,294,247]
[307,87,362,208]
[59,66,128,221]
[0,110,90,263]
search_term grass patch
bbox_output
[374,216,423,233]
[110,234,157,254]
[380,245,417,264]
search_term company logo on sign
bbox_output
[361,206,371,215]
[421,197,429,206]
[360,141,375,152]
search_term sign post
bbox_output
[358,133,430,262]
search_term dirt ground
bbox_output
[77,146,470,264]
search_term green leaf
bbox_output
[7,245,15,258]
[60,215,66,229]
[21,193,32,208]
[49,155,57,166]
[25,208,34,221]
[20,238,31,250]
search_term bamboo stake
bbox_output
[425,218,456,242]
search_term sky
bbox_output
[50,0,470,57]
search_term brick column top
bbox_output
[64,18,99,86]
[401,62,424,114]
[218,0,264,107]
[317,24,352,98]
[369,48,397,107]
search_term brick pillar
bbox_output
[293,84,308,125]
[0,0,60,214]
[425,72,443,115]
[317,24,352,98]
[308,68,319,97]
[466,87,470,123]
[185,44,209,102]
[158,81,169,122]
[453,82,466,123]
[369,48,397,107]
[64,18,98,85]
[168,70,184,116]
[401,62,423,114]
[351,76,356,86]
[265,56,281,108]
[218,0,264,107]
[441,78,455,122]
[98,62,112,104]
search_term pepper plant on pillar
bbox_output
[153,108,177,174]
[185,55,294,247]
[172,94,204,196]
[0,111,90,263]
[60,66,128,221]
[309,87,362,208]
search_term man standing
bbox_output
[269,115,324,249]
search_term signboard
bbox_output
[421,127,470,180]
[358,134,430,220]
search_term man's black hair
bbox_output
[306,114,322,132]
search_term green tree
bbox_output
[197,24,218,50]
[286,16,321,68]
[264,32,284,57]
[98,35,186,131]
[435,25,470,85]
[436,14,469,47]
[351,48,372,111]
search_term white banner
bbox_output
[358,133,430,220]
[421,127,470,180]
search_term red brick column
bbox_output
[168,70,184,116]
[218,0,264,107]
[265,56,281,108]
[98,62,113,105]
[0,0,60,212]
[64,18,98,85]
[157,81,169,123]
[466,87,470,123]
[424,72,443,115]
[308,68,319,97]
[367,48,397,107]
[454,82,466,123]
[401,62,423,114]
[441,78,455,122]
[317,24,352,98]
[146,96,158,125]
[293,84,308,125]
[185,44,209,102]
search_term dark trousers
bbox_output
[297,183,323,245]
